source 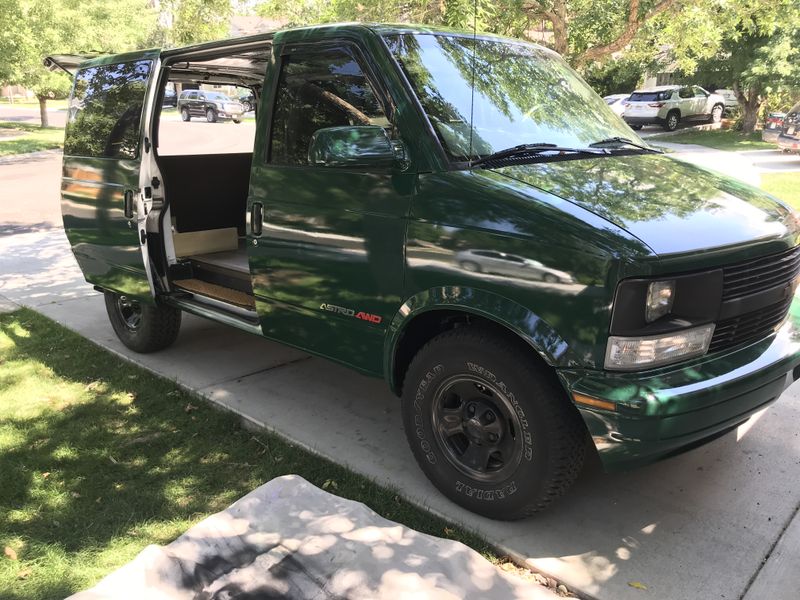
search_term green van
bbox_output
[48,24,800,520]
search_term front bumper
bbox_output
[559,301,800,471]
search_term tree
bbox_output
[160,0,234,48]
[0,0,157,127]
[690,0,800,132]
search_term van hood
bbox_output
[491,154,797,256]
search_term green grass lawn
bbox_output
[0,122,64,157]
[650,129,775,151]
[762,172,800,210]
[0,308,496,599]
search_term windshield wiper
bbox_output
[588,136,662,153]
[471,143,611,168]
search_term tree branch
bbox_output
[576,0,679,65]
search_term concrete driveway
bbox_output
[1,145,799,600]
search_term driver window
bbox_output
[694,87,707,98]
[269,49,388,166]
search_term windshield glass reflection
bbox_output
[386,34,636,160]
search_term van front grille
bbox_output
[709,296,792,353]
[708,245,800,352]
[721,245,800,301]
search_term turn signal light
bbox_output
[572,393,617,412]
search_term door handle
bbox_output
[251,201,263,236]
[123,189,134,219]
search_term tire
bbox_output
[242,101,251,112]
[663,111,680,131]
[543,273,559,283]
[401,327,587,520]
[710,104,723,123]
[104,291,182,353]
[460,261,482,273]
[629,124,643,131]
[181,108,190,122]
[233,118,242,124]
[206,108,217,123]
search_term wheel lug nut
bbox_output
[468,404,475,415]
[488,433,498,442]
[485,411,495,423]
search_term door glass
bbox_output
[65,60,152,159]
[269,50,388,165]
[678,87,693,99]
[159,84,255,156]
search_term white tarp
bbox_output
[67,475,555,599]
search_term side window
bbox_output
[65,60,151,159]
[678,87,693,99]
[269,49,388,166]
[694,86,708,98]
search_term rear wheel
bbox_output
[711,104,724,123]
[401,327,587,519]
[233,118,242,124]
[242,100,252,112]
[206,108,217,123]
[664,111,680,131]
[629,124,643,130]
[180,108,190,122]
[104,291,181,353]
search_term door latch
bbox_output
[123,189,135,219]
[251,201,263,236]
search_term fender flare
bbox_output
[383,286,577,393]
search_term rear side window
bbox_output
[269,49,388,165]
[65,60,151,159]
[629,91,670,102]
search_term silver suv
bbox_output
[623,85,726,131]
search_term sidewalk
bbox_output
[2,227,799,600]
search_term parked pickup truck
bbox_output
[46,24,800,520]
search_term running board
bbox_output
[168,297,263,336]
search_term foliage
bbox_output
[0,308,495,599]
[0,0,157,126]
[160,0,234,47]
[686,0,800,132]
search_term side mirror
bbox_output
[308,126,401,168]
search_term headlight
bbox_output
[645,280,675,322]
[605,324,715,370]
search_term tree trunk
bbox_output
[38,95,49,128]
[733,83,762,134]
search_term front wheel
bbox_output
[664,111,680,131]
[401,327,587,519]
[710,105,723,123]
[629,124,643,131]
[180,108,190,122]
[206,108,217,123]
[104,292,182,353]
[232,118,242,124]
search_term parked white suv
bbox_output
[623,85,726,131]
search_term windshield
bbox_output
[386,34,637,161]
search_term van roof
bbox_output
[46,22,546,74]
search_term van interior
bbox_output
[153,43,271,317]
